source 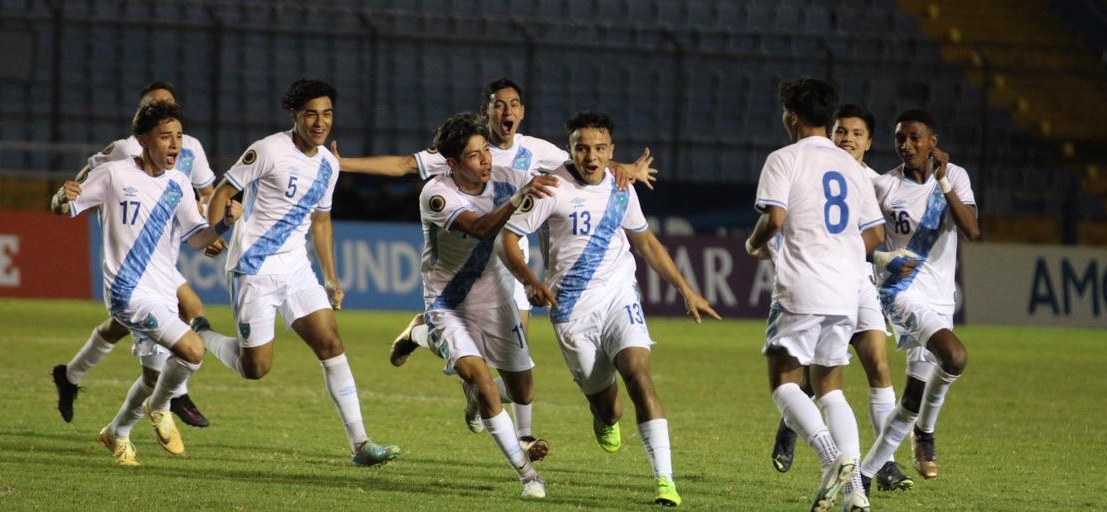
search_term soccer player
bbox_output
[499,110,720,507]
[199,79,400,466]
[417,112,559,498]
[770,104,914,492]
[744,79,884,512]
[52,100,240,465]
[859,108,980,490]
[50,80,222,428]
[338,78,653,450]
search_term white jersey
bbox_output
[754,136,883,316]
[68,159,207,314]
[89,135,215,191]
[420,167,531,311]
[414,133,568,179]
[223,131,339,275]
[873,162,976,312]
[505,164,649,324]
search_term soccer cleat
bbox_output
[51,364,81,423]
[519,436,550,462]
[521,474,546,499]
[389,314,422,367]
[809,455,855,512]
[98,427,140,466]
[461,380,484,433]
[911,427,939,479]
[189,316,212,332]
[655,476,682,507]
[771,417,798,473]
[169,394,211,428]
[874,460,914,491]
[593,418,621,453]
[840,490,871,512]
[860,474,872,497]
[352,441,402,467]
[143,399,185,455]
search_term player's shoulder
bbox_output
[421,174,456,196]
[182,134,206,150]
[517,133,558,150]
[946,162,970,179]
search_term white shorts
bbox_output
[111,296,190,361]
[856,280,890,335]
[762,302,855,367]
[551,284,653,395]
[425,303,534,375]
[229,263,332,348]
[881,290,953,351]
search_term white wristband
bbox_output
[509,192,524,208]
[745,237,759,255]
[938,177,952,194]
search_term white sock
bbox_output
[202,329,244,376]
[149,356,200,411]
[819,390,861,493]
[638,418,674,480]
[773,383,838,467]
[917,367,959,434]
[482,409,533,480]
[110,376,153,437]
[772,383,826,444]
[513,402,533,438]
[321,353,369,449]
[869,386,896,462]
[172,382,188,399]
[410,324,430,349]
[860,404,918,477]
[66,329,116,384]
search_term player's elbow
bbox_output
[962,225,982,242]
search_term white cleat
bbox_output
[811,455,855,512]
[521,474,546,499]
[841,490,871,512]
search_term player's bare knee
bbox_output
[242,361,271,380]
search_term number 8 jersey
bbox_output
[754,136,883,316]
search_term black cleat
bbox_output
[771,417,797,473]
[189,316,212,332]
[51,364,80,423]
[875,460,914,491]
[169,394,211,428]
[861,474,872,497]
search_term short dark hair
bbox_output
[482,78,524,107]
[433,112,490,160]
[835,103,875,137]
[132,100,183,136]
[282,79,337,111]
[779,78,838,128]
[139,80,175,101]
[565,110,615,138]
[895,108,937,134]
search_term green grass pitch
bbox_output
[1,298,1104,511]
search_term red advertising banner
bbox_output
[0,210,89,298]
[634,235,774,320]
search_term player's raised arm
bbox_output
[50,180,82,216]
[610,147,658,191]
[930,147,981,241]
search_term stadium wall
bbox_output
[7,210,1101,328]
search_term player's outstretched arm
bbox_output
[627,229,721,323]
[930,147,981,241]
[187,199,241,250]
[744,206,786,257]
[610,147,658,191]
[498,230,557,309]
[451,174,559,241]
[50,180,82,216]
[331,141,418,177]
[310,210,343,311]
